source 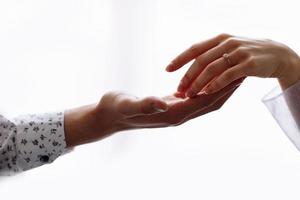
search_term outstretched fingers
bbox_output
[204,63,247,94]
[177,43,232,93]
[178,78,243,117]
[165,33,231,72]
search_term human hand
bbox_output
[166,34,300,96]
[124,79,242,129]
[64,79,242,147]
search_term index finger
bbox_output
[166,33,231,72]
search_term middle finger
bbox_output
[177,38,243,94]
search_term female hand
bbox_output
[64,78,242,147]
[166,34,300,97]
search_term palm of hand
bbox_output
[122,85,238,129]
[96,78,242,132]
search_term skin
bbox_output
[165,33,300,97]
[64,79,242,148]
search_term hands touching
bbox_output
[166,33,300,96]
[65,33,296,148]
[122,78,241,129]
[64,78,242,147]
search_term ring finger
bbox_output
[177,43,233,93]
[186,48,243,98]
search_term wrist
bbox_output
[64,103,125,148]
[278,49,300,90]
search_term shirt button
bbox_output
[40,155,49,163]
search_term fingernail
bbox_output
[186,90,196,98]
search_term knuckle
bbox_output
[235,47,251,59]
[246,56,257,66]
[101,91,121,104]
[223,71,235,81]
[225,38,241,49]
[102,91,116,99]
[101,93,111,103]
[204,65,216,76]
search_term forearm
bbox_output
[64,103,125,148]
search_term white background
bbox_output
[1,0,300,199]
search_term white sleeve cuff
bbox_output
[12,112,69,171]
[263,80,300,151]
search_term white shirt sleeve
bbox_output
[263,80,300,151]
[0,111,69,176]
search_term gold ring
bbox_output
[222,53,232,66]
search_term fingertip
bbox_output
[204,88,216,95]
[165,65,174,72]
[166,61,181,72]
[177,83,185,93]
[203,84,217,94]
[174,91,186,98]
[186,90,197,98]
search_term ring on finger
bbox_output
[222,53,232,67]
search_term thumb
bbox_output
[117,95,168,117]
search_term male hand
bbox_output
[64,79,242,147]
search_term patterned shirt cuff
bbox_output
[262,80,300,151]
[12,112,69,171]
